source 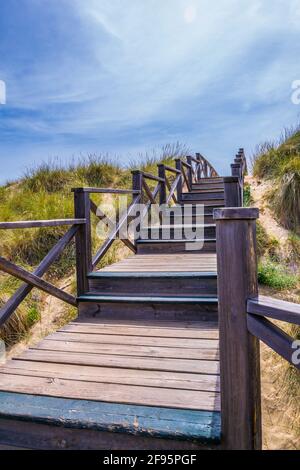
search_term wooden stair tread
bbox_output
[89,271,217,278]
[78,294,218,303]
[0,392,221,443]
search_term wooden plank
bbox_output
[0,219,85,229]
[0,224,79,325]
[1,361,220,392]
[0,418,214,450]
[247,314,300,370]
[0,373,220,411]
[33,339,219,361]
[61,323,219,339]
[0,256,76,306]
[16,349,219,375]
[69,319,219,328]
[49,331,219,348]
[247,296,300,326]
[0,392,221,444]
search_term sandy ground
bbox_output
[7,276,75,360]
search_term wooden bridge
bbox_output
[0,151,299,450]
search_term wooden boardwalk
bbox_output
[1,150,298,449]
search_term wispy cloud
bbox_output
[0,0,300,182]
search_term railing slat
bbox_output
[0,225,79,326]
[92,195,141,269]
[0,256,77,307]
[247,296,300,326]
[247,314,300,370]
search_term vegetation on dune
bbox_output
[0,144,188,345]
[251,128,300,434]
[252,125,300,233]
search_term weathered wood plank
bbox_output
[1,361,220,392]
[0,392,221,446]
[17,349,220,374]
[33,339,219,361]
[0,373,220,411]
[61,322,219,339]
[48,331,219,349]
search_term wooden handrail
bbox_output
[140,172,165,183]
[72,188,140,195]
[247,296,300,325]
[0,219,86,229]
[163,165,181,174]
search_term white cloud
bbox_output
[2,0,300,175]
[184,5,197,24]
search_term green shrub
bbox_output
[243,183,253,207]
[258,260,298,290]
[26,305,41,327]
[271,172,300,233]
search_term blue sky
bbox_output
[0,0,300,183]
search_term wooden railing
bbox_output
[73,153,220,294]
[214,207,300,450]
[224,147,247,207]
[0,152,216,324]
[0,219,85,326]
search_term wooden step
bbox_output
[182,193,224,202]
[78,295,218,321]
[194,177,223,184]
[0,392,221,449]
[192,183,224,191]
[88,271,217,297]
[136,238,216,254]
[140,224,216,240]
[180,200,224,209]
[190,187,224,193]
[167,213,215,224]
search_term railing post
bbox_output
[224,176,241,207]
[186,156,193,187]
[157,164,167,205]
[231,163,243,205]
[175,159,183,202]
[132,170,143,196]
[74,190,92,296]
[132,170,143,236]
[213,207,262,450]
[195,153,202,180]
